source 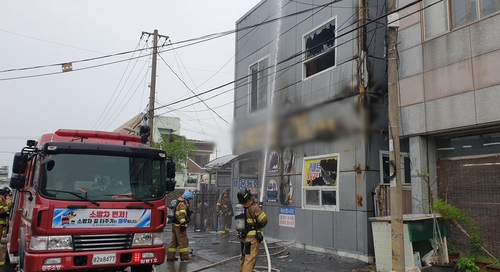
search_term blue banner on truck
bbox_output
[52,208,151,228]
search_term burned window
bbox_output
[303,19,336,78]
[302,154,339,211]
[249,58,268,113]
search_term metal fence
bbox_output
[192,190,220,232]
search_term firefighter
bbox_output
[0,187,10,265]
[216,188,233,238]
[0,188,9,230]
[167,191,194,261]
[236,187,268,272]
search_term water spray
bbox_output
[258,0,283,271]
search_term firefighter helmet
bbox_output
[182,191,194,200]
[237,187,252,204]
[3,187,10,195]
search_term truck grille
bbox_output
[73,233,133,251]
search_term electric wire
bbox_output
[0,1,337,79]
[152,0,434,114]
[101,63,151,131]
[167,0,291,107]
[102,0,436,132]
[155,99,223,131]
[158,52,229,125]
[169,47,212,134]
[92,38,146,130]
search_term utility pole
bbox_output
[387,6,404,272]
[142,29,169,144]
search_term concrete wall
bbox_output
[398,9,500,136]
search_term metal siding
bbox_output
[312,210,334,248]
[336,210,358,253]
[264,206,280,237]
[357,211,374,255]
[338,171,356,210]
[358,171,380,213]
[311,71,331,95]
[338,137,356,172]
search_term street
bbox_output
[0,227,371,272]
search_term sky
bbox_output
[0,0,263,169]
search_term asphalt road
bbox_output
[0,228,372,272]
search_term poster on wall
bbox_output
[266,179,278,202]
[267,151,279,173]
[303,155,338,186]
[279,176,294,205]
[282,148,295,173]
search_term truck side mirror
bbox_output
[10,173,26,189]
[166,179,176,192]
[166,158,176,179]
[11,152,27,174]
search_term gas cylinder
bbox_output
[167,199,178,223]
[234,204,245,232]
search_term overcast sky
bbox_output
[0,0,262,169]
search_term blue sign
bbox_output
[233,179,238,187]
[279,206,295,215]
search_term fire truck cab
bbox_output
[6,128,175,272]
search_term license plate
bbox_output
[92,253,116,265]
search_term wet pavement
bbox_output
[0,226,372,272]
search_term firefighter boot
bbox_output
[167,251,178,261]
[180,252,193,261]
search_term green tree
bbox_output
[153,135,196,173]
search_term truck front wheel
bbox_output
[130,265,153,272]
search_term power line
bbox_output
[153,0,430,115]
[158,52,229,124]
[0,1,339,81]
[92,38,147,130]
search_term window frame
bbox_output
[301,153,340,212]
[379,151,411,184]
[248,55,270,114]
[423,0,500,40]
[302,16,338,80]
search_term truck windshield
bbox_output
[39,153,166,202]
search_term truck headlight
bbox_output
[133,233,153,246]
[30,236,73,250]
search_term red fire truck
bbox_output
[6,127,175,272]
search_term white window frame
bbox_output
[379,151,411,184]
[248,55,270,114]
[301,153,340,212]
[302,16,337,80]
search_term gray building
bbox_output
[231,0,393,262]
[398,0,500,257]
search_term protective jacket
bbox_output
[242,198,267,237]
[216,194,233,235]
[216,195,233,216]
[172,198,190,228]
[239,198,267,272]
[167,197,193,261]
